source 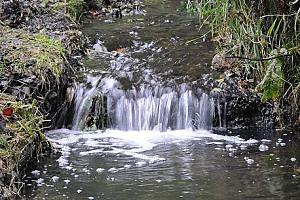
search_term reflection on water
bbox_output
[23,129,300,200]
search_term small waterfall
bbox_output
[71,77,215,131]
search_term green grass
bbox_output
[50,0,86,20]
[0,25,65,82]
[184,0,300,127]
[0,93,44,196]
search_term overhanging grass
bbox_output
[186,0,300,127]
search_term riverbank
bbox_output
[0,0,147,198]
[0,0,87,198]
[184,0,300,130]
[0,0,298,198]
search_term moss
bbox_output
[0,25,65,82]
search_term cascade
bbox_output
[71,76,215,131]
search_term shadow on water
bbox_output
[21,0,300,199]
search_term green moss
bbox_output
[0,25,65,81]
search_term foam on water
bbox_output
[47,128,260,169]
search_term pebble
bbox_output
[291,158,297,162]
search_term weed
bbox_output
[0,93,44,195]
[50,0,86,20]
[186,0,300,127]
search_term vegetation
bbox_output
[50,0,87,20]
[0,0,88,197]
[184,0,300,128]
[0,25,65,82]
[0,93,45,198]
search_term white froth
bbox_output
[47,129,261,170]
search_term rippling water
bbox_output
[22,0,300,199]
[23,128,300,200]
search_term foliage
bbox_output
[51,0,86,20]
[185,0,300,127]
[0,25,65,82]
[67,0,86,20]
[0,93,44,197]
[181,0,198,15]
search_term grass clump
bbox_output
[0,25,65,82]
[50,0,86,20]
[186,0,300,128]
[0,93,45,198]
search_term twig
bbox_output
[260,13,298,19]
[225,54,294,61]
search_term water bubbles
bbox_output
[31,170,40,176]
[108,167,119,173]
[225,144,233,150]
[51,176,59,183]
[136,161,147,167]
[244,157,254,165]
[106,177,115,181]
[291,158,297,162]
[64,179,71,184]
[77,189,82,194]
[35,178,44,186]
[240,144,247,150]
[280,143,286,147]
[258,144,269,152]
[96,168,105,173]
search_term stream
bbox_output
[22,0,300,199]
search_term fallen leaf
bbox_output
[2,107,13,117]
[116,48,125,53]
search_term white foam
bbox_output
[96,168,105,173]
[46,129,260,169]
[51,176,59,183]
[31,170,40,176]
[259,144,269,152]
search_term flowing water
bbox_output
[23,0,300,199]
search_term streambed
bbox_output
[22,0,300,199]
